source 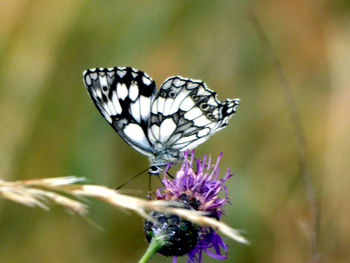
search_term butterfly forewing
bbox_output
[83,67,156,156]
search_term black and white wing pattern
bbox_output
[148,76,239,152]
[83,67,156,157]
[83,66,239,168]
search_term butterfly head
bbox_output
[148,165,163,175]
[148,148,183,176]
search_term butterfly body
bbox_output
[83,67,239,174]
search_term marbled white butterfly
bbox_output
[83,67,239,175]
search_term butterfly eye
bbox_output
[150,165,158,172]
[199,102,210,111]
[169,90,176,98]
[191,94,198,101]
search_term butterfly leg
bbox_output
[148,173,152,192]
[166,170,174,179]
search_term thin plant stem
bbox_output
[249,14,320,263]
[138,236,166,263]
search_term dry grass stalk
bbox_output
[0,177,248,245]
[65,184,248,245]
[0,177,87,214]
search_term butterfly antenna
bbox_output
[166,171,174,179]
[115,167,149,190]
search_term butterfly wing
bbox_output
[83,67,157,156]
[149,76,239,151]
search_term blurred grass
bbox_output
[0,0,349,262]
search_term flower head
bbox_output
[144,150,234,263]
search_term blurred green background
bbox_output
[1,0,349,262]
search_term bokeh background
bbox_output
[0,0,349,262]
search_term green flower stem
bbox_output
[138,236,166,263]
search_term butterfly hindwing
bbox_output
[83,67,157,156]
[149,76,239,151]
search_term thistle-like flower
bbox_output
[144,151,234,263]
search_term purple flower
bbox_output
[151,150,234,263]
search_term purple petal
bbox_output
[204,248,227,260]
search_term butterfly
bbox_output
[83,66,239,175]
